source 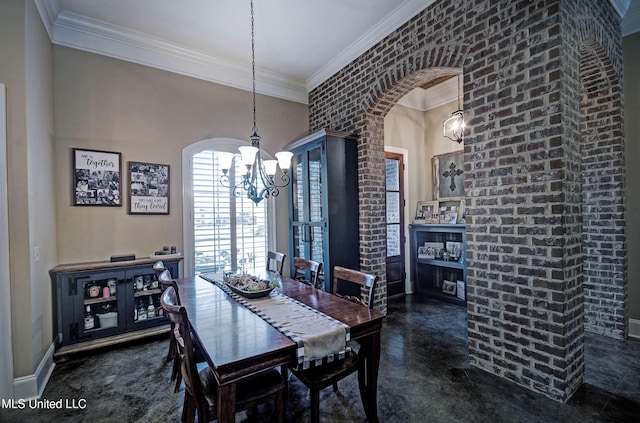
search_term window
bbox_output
[186,140,269,276]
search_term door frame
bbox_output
[0,84,14,398]
[384,146,411,294]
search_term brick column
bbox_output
[308,0,625,402]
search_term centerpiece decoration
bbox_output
[224,273,275,298]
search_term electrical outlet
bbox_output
[34,246,40,263]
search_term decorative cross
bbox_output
[442,162,463,192]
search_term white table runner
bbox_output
[201,274,350,369]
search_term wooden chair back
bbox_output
[332,266,377,309]
[152,260,167,277]
[158,269,180,304]
[161,286,285,423]
[161,287,209,422]
[293,257,322,289]
[267,251,286,275]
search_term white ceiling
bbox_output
[34,0,638,107]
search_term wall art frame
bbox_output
[72,148,122,206]
[128,161,170,215]
[433,150,465,200]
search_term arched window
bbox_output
[182,138,272,276]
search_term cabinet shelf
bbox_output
[84,296,118,305]
[410,224,466,305]
[134,289,163,297]
[416,258,465,269]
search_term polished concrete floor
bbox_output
[2,294,640,422]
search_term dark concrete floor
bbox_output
[2,294,639,422]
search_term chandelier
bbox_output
[218,0,293,204]
[443,74,465,144]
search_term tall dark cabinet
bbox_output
[285,129,359,291]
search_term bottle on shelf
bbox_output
[147,296,155,319]
[134,301,138,321]
[84,305,94,330]
[138,300,147,321]
[156,297,164,316]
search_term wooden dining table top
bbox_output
[174,274,385,385]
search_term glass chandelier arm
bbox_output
[218,152,235,173]
[275,151,293,172]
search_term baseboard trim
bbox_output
[629,318,640,341]
[13,340,56,400]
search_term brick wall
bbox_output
[308,0,625,402]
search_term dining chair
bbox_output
[157,269,182,391]
[160,286,285,423]
[267,251,286,275]
[285,265,377,423]
[293,257,323,289]
[158,269,208,393]
[152,260,167,277]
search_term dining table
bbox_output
[174,273,385,423]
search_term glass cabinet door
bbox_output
[129,267,165,329]
[74,271,123,341]
[290,143,325,265]
[307,146,323,224]
[291,152,305,224]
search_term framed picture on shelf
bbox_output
[439,199,466,224]
[415,200,438,222]
[442,280,457,296]
[445,241,463,261]
[433,150,464,199]
[456,280,465,300]
[128,161,170,214]
[421,242,443,259]
[72,148,122,206]
[439,205,458,224]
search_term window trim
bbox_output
[182,138,277,277]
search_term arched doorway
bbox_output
[307,1,626,403]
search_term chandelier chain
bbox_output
[251,0,257,134]
[217,0,292,204]
[457,74,461,111]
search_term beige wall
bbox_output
[2,4,308,389]
[624,31,640,321]
[26,0,56,372]
[53,46,308,265]
[0,0,56,382]
[384,99,463,218]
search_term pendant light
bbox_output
[443,74,465,144]
[218,0,293,204]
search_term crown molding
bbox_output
[610,0,631,17]
[306,0,435,91]
[45,8,309,104]
[33,0,59,40]
[35,0,634,105]
[36,0,432,104]
[622,1,640,35]
[397,76,460,112]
